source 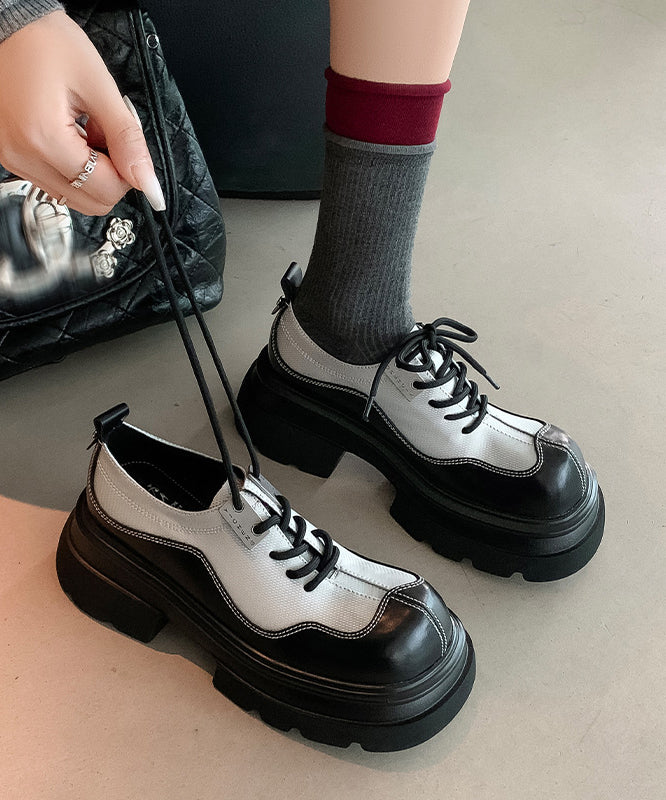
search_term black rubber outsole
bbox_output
[237,352,605,582]
[56,501,475,752]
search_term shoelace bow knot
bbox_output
[363,317,500,434]
[253,494,340,592]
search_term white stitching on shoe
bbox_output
[271,323,547,477]
[89,483,389,639]
[541,435,587,493]
[97,462,225,533]
[326,578,389,601]
[393,595,446,658]
[275,320,587,500]
[282,314,539,448]
[476,417,538,445]
[395,591,449,653]
[121,460,207,506]
[86,475,422,641]
[98,461,316,570]
[99,446,229,518]
[282,317,376,380]
[333,563,421,592]
[98,446,421,589]
[485,407,542,437]
[327,564,422,597]
[272,321,590,514]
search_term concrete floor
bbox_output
[1,1,665,798]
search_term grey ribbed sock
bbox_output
[293,128,435,364]
[0,0,63,43]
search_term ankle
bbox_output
[291,296,414,365]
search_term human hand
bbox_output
[0,10,165,216]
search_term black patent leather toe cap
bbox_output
[540,423,587,470]
[532,424,588,517]
[395,579,454,645]
[284,579,455,685]
[359,582,452,681]
[421,422,591,522]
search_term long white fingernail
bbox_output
[123,95,143,131]
[131,160,166,212]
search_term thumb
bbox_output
[83,88,165,212]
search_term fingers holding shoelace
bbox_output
[75,74,166,212]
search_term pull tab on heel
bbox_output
[272,262,302,314]
[93,403,130,443]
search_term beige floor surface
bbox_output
[1,1,665,798]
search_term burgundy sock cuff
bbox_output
[325,66,451,146]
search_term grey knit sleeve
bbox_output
[0,0,64,44]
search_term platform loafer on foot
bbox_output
[56,403,475,751]
[238,264,605,582]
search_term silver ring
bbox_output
[69,149,98,189]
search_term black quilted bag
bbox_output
[0,2,226,380]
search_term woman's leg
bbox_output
[292,0,470,363]
[239,0,603,581]
[330,0,470,83]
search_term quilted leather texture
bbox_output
[0,4,226,379]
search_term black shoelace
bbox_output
[363,318,500,434]
[138,193,339,590]
[254,494,339,592]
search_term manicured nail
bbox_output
[122,95,143,131]
[131,159,166,211]
[74,121,88,138]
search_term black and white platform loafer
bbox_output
[56,404,475,752]
[238,264,605,582]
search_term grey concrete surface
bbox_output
[1,1,664,798]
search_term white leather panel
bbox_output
[275,306,546,472]
[91,443,418,636]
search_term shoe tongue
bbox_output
[398,324,464,404]
[208,469,323,558]
[207,467,281,514]
[408,323,446,379]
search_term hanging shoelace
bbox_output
[138,193,339,590]
[363,318,500,434]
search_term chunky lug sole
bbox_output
[56,493,475,752]
[237,349,605,582]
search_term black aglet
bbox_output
[480,368,500,390]
[271,296,287,315]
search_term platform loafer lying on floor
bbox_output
[56,403,475,752]
[238,264,605,582]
